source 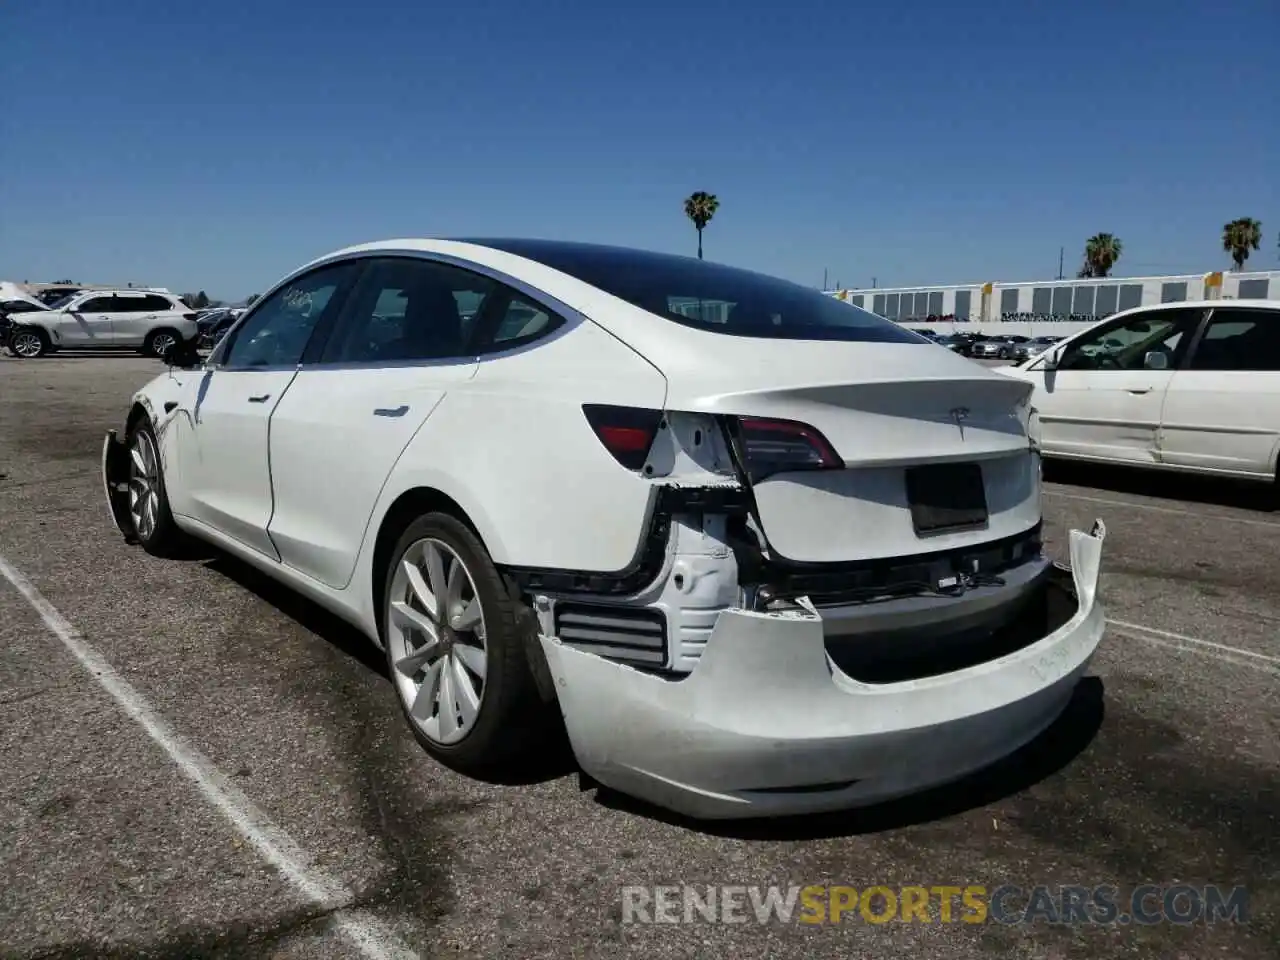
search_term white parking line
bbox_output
[1045,489,1280,529]
[1108,617,1280,677]
[0,553,420,960]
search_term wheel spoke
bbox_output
[423,543,449,608]
[454,597,482,630]
[390,599,439,641]
[445,561,467,621]
[401,559,439,621]
[410,658,444,720]
[453,641,486,681]
[130,446,147,473]
[393,639,442,677]
[437,659,458,739]
[450,654,480,727]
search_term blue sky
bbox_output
[2,0,1277,300]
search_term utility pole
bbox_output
[1057,247,1064,280]
[823,268,828,291]
[872,276,877,288]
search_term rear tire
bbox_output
[382,512,548,776]
[143,328,181,358]
[124,417,185,557]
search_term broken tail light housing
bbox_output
[733,416,842,482]
[582,404,664,471]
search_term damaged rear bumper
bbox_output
[540,522,1107,820]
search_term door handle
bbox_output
[373,405,409,418]
[1127,387,1152,395]
[248,394,271,403]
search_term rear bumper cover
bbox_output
[540,522,1107,820]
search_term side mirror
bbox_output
[1043,348,1061,370]
[1144,350,1169,371]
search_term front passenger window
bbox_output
[1058,309,1201,371]
[221,262,359,369]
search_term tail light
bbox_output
[582,404,663,470]
[733,416,842,481]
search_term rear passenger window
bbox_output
[141,294,175,311]
[321,257,498,364]
[111,296,148,312]
[78,297,115,312]
[1188,310,1280,371]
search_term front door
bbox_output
[177,260,363,558]
[1159,306,1280,478]
[57,294,116,346]
[1030,307,1203,464]
[267,256,502,588]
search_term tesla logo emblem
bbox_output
[951,407,970,438]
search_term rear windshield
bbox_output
[461,239,923,344]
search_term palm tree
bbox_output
[683,191,719,260]
[1222,217,1262,270]
[1083,234,1122,278]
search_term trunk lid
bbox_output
[649,333,1040,564]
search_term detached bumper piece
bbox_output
[540,522,1108,820]
[102,430,136,542]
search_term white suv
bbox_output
[8,289,198,358]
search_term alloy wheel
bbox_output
[387,538,488,745]
[12,331,42,357]
[129,431,161,540]
[151,333,177,356]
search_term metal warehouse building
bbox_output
[830,269,1280,335]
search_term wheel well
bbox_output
[126,402,149,433]
[370,487,483,637]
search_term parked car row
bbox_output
[2,289,200,358]
[911,330,1064,361]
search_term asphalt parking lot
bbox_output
[1,352,1276,960]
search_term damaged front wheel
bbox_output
[124,418,184,557]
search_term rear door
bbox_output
[266,256,501,588]
[1158,305,1280,478]
[105,292,152,345]
[110,292,167,345]
[1028,307,1203,465]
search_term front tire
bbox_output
[10,327,48,358]
[125,418,184,557]
[383,513,546,775]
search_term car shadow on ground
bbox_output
[196,548,578,787]
[1044,460,1277,513]
[590,676,1106,840]
[172,544,1104,826]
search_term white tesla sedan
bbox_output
[103,239,1107,819]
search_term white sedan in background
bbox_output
[104,238,1107,819]
[1005,299,1280,483]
